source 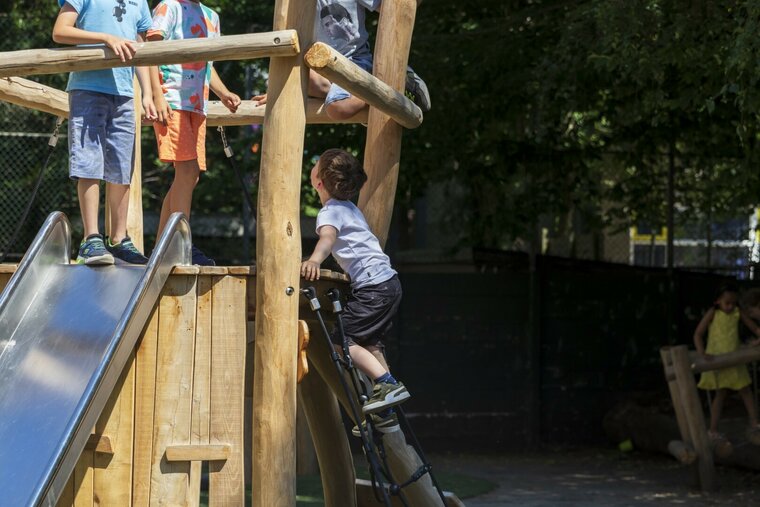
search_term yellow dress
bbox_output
[697,308,751,391]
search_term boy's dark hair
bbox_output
[318,149,367,200]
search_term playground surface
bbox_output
[434,448,760,506]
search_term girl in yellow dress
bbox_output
[694,284,760,441]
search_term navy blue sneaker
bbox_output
[76,234,114,265]
[107,236,149,265]
[192,245,216,266]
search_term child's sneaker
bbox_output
[351,411,400,438]
[362,382,410,414]
[405,69,431,113]
[76,234,114,265]
[191,245,216,266]
[107,236,149,265]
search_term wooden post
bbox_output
[660,347,699,484]
[252,1,313,505]
[298,365,356,506]
[670,345,716,491]
[357,0,418,246]
[105,76,144,251]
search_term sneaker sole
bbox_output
[351,423,401,438]
[362,389,411,414]
[77,254,115,265]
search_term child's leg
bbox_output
[78,178,101,238]
[347,343,388,380]
[157,159,201,238]
[106,182,130,243]
[738,385,759,427]
[710,388,729,433]
[325,96,367,120]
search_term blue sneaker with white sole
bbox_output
[76,234,114,265]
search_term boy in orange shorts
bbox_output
[148,0,240,265]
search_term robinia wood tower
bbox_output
[0,0,452,506]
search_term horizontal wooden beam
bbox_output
[206,98,367,126]
[0,31,299,79]
[0,77,68,117]
[165,444,231,462]
[304,42,422,129]
[0,76,367,125]
[690,346,760,373]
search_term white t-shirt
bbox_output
[316,199,397,288]
[314,0,381,58]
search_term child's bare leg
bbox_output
[326,96,367,120]
[738,386,759,427]
[366,343,389,371]
[78,178,101,237]
[106,182,130,243]
[156,159,200,238]
[308,69,331,98]
[347,344,387,380]
[710,388,729,433]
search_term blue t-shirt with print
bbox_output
[62,0,151,97]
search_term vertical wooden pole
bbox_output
[357,0,418,246]
[127,82,144,252]
[670,345,716,491]
[253,0,313,504]
[660,346,699,485]
[105,76,144,251]
[298,362,356,506]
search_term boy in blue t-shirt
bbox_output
[53,0,157,265]
[302,149,410,429]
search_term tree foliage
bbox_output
[4,1,760,251]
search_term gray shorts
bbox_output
[331,275,402,347]
[68,90,135,185]
[324,53,374,106]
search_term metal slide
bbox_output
[0,211,191,507]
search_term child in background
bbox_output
[53,0,157,265]
[694,284,760,441]
[301,149,409,431]
[148,0,240,265]
[253,0,430,119]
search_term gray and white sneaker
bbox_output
[405,69,431,112]
[362,382,411,414]
[351,412,401,438]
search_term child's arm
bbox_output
[135,32,156,122]
[301,225,337,281]
[53,3,136,62]
[694,307,715,358]
[210,67,241,113]
[144,33,173,125]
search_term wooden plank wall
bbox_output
[0,264,344,506]
[45,269,249,507]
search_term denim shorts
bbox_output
[324,53,374,106]
[68,90,135,185]
[331,275,402,347]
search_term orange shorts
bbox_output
[153,110,207,171]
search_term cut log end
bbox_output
[304,42,333,69]
[667,440,697,465]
